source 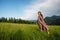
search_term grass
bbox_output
[0,23,60,40]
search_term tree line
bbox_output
[0,17,36,24]
[0,15,60,25]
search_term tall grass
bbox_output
[0,23,60,40]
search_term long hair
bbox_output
[38,11,43,18]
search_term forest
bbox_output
[0,15,60,25]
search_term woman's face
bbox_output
[38,13,40,16]
[38,11,41,16]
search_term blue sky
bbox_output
[0,0,31,18]
[0,0,60,20]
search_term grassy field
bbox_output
[0,23,60,40]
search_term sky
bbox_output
[0,0,60,20]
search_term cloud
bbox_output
[21,0,60,20]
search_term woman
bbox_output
[37,11,49,34]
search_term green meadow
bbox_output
[0,23,60,40]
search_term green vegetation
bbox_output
[0,15,60,25]
[44,15,60,25]
[0,17,36,24]
[0,23,60,40]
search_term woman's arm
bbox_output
[38,19,48,30]
[38,18,46,27]
[39,15,47,25]
[38,15,48,27]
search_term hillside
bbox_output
[44,15,60,25]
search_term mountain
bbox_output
[44,15,60,25]
[29,15,60,25]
